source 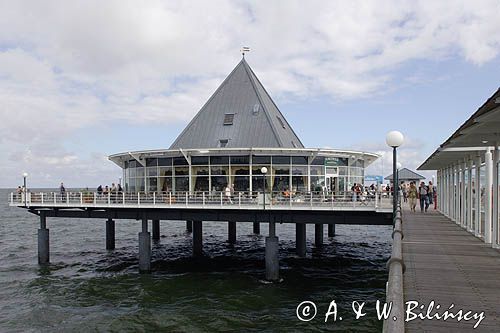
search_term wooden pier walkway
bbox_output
[402,208,500,332]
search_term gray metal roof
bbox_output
[170,58,304,149]
[385,168,425,181]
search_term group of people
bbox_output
[402,181,436,212]
[97,183,123,196]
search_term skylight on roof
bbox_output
[219,139,228,148]
[277,116,286,129]
[223,113,235,125]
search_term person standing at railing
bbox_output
[224,185,233,204]
[111,183,117,203]
[97,185,103,197]
[59,182,66,202]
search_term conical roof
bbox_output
[169,58,304,149]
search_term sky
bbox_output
[1,0,500,188]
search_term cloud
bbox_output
[0,0,499,186]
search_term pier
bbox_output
[10,190,392,279]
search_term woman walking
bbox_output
[408,182,418,212]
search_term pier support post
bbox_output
[186,220,193,233]
[106,218,115,250]
[295,223,306,257]
[138,218,151,273]
[328,223,336,237]
[38,213,49,264]
[228,221,236,244]
[193,221,203,257]
[314,223,323,247]
[265,222,279,281]
[253,222,260,234]
[152,220,160,241]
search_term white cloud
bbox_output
[0,0,499,186]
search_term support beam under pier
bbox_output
[328,223,336,237]
[138,218,151,273]
[106,218,115,250]
[193,220,203,257]
[295,223,306,257]
[265,222,279,281]
[253,222,260,234]
[228,221,236,244]
[38,213,49,264]
[315,224,323,247]
[186,220,193,233]
[152,219,160,241]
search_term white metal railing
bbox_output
[9,190,393,211]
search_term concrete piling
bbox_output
[193,220,203,256]
[138,218,151,273]
[106,218,115,250]
[186,220,193,233]
[38,213,49,264]
[265,222,279,281]
[314,223,323,247]
[253,222,260,234]
[295,223,306,257]
[228,221,236,244]
[152,219,160,241]
[328,223,336,237]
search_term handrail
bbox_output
[9,190,393,210]
[383,202,405,333]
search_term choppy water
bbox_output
[0,188,391,332]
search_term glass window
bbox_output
[146,158,158,167]
[232,176,250,192]
[124,160,129,168]
[136,167,145,178]
[175,177,189,192]
[192,166,209,175]
[136,178,145,192]
[273,175,290,191]
[310,166,324,176]
[211,176,228,191]
[159,167,172,177]
[191,156,209,165]
[231,165,250,175]
[129,160,137,168]
[311,156,325,165]
[129,168,136,177]
[159,177,172,192]
[292,176,307,192]
[211,166,229,175]
[210,156,229,165]
[252,175,272,192]
[174,167,189,176]
[158,157,172,166]
[292,156,308,165]
[292,166,307,175]
[193,176,209,192]
[310,176,325,192]
[272,156,290,165]
[272,166,290,175]
[147,177,157,192]
[147,167,157,177]
[173,157,189,166]
[252,155,271,164]
[230,155,250,165]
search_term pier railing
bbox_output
[10,190,392,211]
[383,202,404,333]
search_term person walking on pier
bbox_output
[224,184,233,204]
[60,182,66,202]
[418,181,430,212]
[428,181,434,205]
[408,182,417,212]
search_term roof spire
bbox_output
[240,46,250,58]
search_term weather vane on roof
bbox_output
[241,46,250,57]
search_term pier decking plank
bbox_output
[402,209,500,332]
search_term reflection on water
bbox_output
[0,189,391,332]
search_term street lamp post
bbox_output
[22,172,28,207]
[261,167,268,210]
[386,131,404,223]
